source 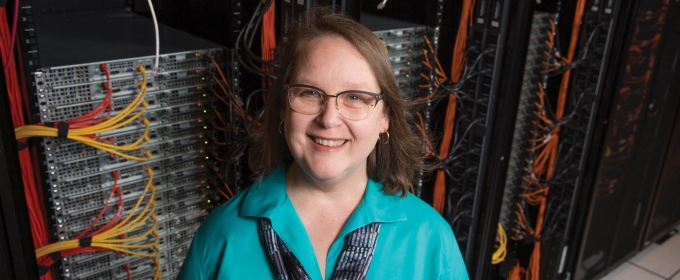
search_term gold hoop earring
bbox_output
[279,121,284,135]
[379,131,389,145]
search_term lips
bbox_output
[313,137,347,147]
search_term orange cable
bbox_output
[450,0,477,82]
[261,0,276,88]
[432,0,475,214]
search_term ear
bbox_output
[380,107,390,133]
[280,108,286,122]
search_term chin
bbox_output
[298,160,363,182]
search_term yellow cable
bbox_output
[15,66,152,162]
[492,223,507,264]
[35,168,158,259]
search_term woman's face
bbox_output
[281,36,389,184]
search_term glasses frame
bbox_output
[284,84,384,120]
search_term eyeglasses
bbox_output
[285,84,384,121]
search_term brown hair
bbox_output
[248,6,425,196]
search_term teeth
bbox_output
[315,138,345,147]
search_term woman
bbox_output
[178,7,468,280]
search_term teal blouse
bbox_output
[178,165,469,279]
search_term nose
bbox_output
[316,95,343,127]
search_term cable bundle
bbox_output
[211,59,251,123]
[15,66,152,161]
[428,0,476,214]
[36,168,161,279]
[36,171,124,274]
[235,0,277,79]
[261,0,276,88]
[0,5,55,279]
[492,223,507,264]
[508,0,588,278]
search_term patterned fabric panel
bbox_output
[258,218,312,280]
[258,218,381,280]
[332,222,380,280]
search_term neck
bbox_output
[285,163,368,205]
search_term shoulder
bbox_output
[399,193,453,234]
[179,185,272,279]
[193,186,255,242]
[369,192,469,279]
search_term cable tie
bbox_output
[57,122,70,139]
[79,237,93,247]
[38,265,51,276]
[50,251,62,262]
[16,140,28,151]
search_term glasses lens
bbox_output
[288,86,324,115]
[337,92,377,120]
[287,85,379,120]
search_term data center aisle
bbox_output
[601,226,680,280]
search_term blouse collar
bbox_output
[240,164,407,224]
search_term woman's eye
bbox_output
[345,94,368,103]
[303,90,320,97]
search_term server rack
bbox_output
[566,0,676,279]
[644,104,680,245]
[641,0,680,247]
[439,0,515,275]
[475,0,637,278]
[544,0,633,279]
[10,3,234,278]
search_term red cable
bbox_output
[76,171,120,239]
[1,7,52,279]
[67,63,113,127]
[123,264,131,280]
[2,0,18,71]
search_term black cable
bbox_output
[441,148,479,165]
[546,22,606,77]
[234,0,277,79]
[245,88,269,118]
[447,118,483,158]
[444,166,477,183]
[240,0,278,79]
[243,1,279,69]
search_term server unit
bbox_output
[361,14,428,98]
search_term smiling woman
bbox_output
[178,6,469,280]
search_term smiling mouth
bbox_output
[313,137,347,147]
